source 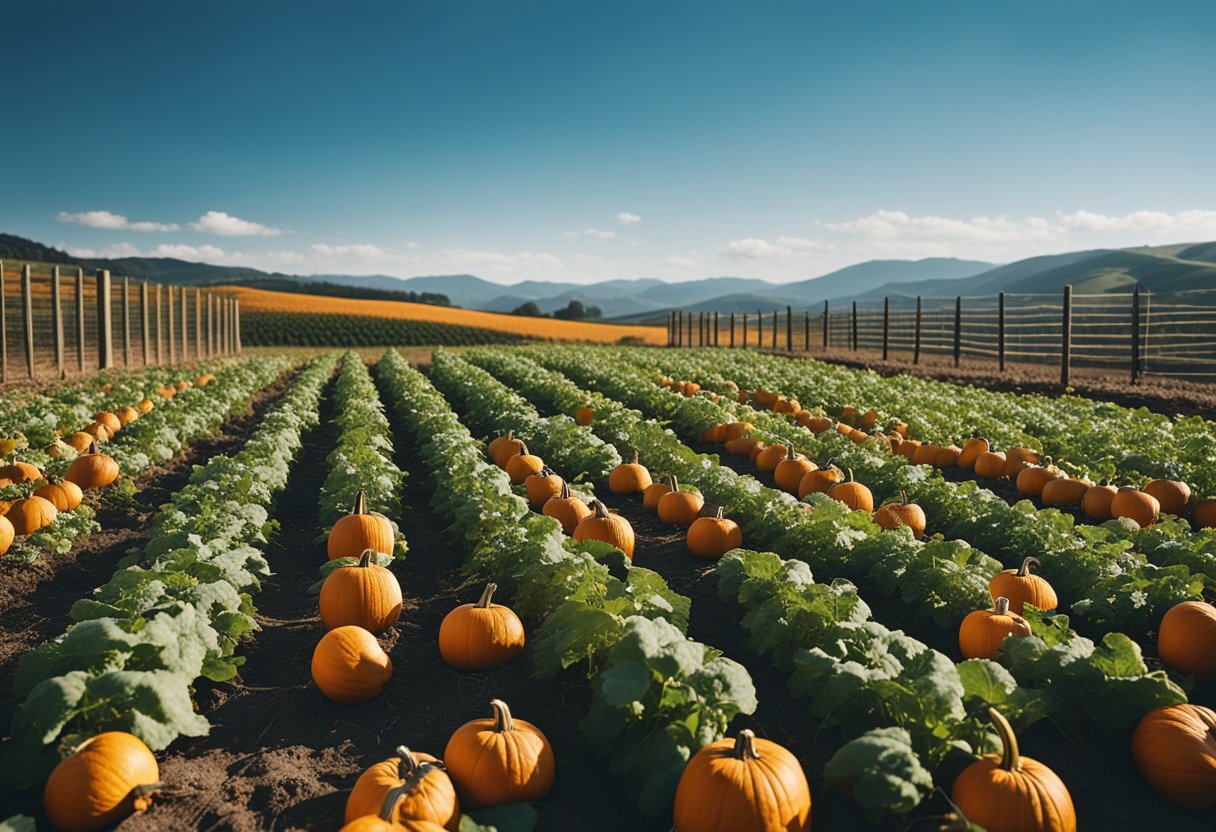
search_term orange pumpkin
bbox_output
[873,491,926,539]
[1192,499,1216,529]
[1157,601,1216,679]
[0,515,13,556]
[65,431,95,453]
[747,441,769,463]
[66,442,120,488]
[804,415,833,434]
[672,729,811,832]
[974,450,1008,479]
[958,436,990,470]
[724,436,763,458]
[657,481,704,526]
[895,439,922,461]
[797,462,844,499]
[93,411,122,435]
[1041,477,1089,507]
[311,625,393,704]
[345,746,460,830]
[328,490,395,559]
[952,708,1076,832]
[687,507,742,560]
[1111,487,1159,529]
[443,700,554,811]
[487,430,525,468]
[1144,479,1191,517]
[935,445,962,469]
[1081,482,1119,521]
[34,479,84,512]
[607,451,652,493]
[438,583,526,671]
[1003,447,1040,478]
[116,405,140,426]
[754,443,789,473]
[911,443,942,467]
[6,495,58,535]
[319,550,403,633]
[1131,704,1216,812]
[828,469,873,513]
[988,557,1057,614]
[137,398,155,413]
[505,444,545,485]
[542,482,592,535]
[773,447,817,495]
[723,421,755,441]
[43,731,161,832]
[575,406,594,426]
[573,499,635,559]
[84,421,112,442]
[0,461,43,483]
[643,475,675,510]
[524,466,563,510]
[1016,458,1065,498]
[959,597,1032,659]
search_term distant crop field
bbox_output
[220,285,668,344]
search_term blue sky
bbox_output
[3,0,1215,284]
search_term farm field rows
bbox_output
[1,345,1214,832]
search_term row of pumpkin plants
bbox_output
[462,346,1216,825]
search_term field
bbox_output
[1,345,1214,832]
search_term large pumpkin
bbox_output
[487,431,524,468]
[0,460,43,483]
[505,444,545,485]
[6,495,58,536]
[608,451,652,493]
[828,469,873,513]
[959,597,1031,660]
[542,482,592,535]
[0,515,13,556]
[657,482,704,526]
[873,491,926,539]
[797,463,844,499]
[1131,704,1216,812]
[311,625,393,704]
[1041,477,1089,507]
[958,436,990,470]
[1111,487,1159,529]
[988,557,1057,615]
[951,708,1076,832]
[524,466,563,510]
[340,794,449,832]
[1144,479,1191,516]
[43,731,161,832]
[672,728,811,832]
[438,583,525,671]
[319,550,404,633]
[1157,601,1216,679]
[34,478,84,513]
[1081,482,1118,521]
[687,507,742,561]
[66,443,120,488]
[974,451,1009,479]
[643,475,675,510]
[444,700,554,811]
[573,499,635,559]
[345,746,460,830]
[1193,499,1216,529]
[328,491,395,559]
[773,447,817,494]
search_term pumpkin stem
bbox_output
[846,467,855,483]
[631,450,639,465]
[733,729,762,761]
[714,506,724,521]
[988,707,1021,772]
[537,466,555,478]
[88,440,99,455]
[900,489,908,506]
[590,499,610,519]
[351,490,368,516]
[1015,557,1039,578]
[786,445,797,461]
[130,782,164,797]
[377,784,409,821]
[475,583,497,608]
[490,698,514,732]
[517,442,529,457]
[668,474,678,491]
[993,597,1011,616]
[559,481,571,500]
[395,745,419,773]
[357,549,375,568]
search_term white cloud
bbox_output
[563,228,618,239]
[64,242,226,260]
[824,210,1058,245]
[663,255,702,269]
[190,210,283,236]
[57,210,178,232]
[617,212,642,225]
[405,241,419,249]
[310,243,386,258]
[722,236,830,259]
[1056,209,1216,236]
[438,248,563,269]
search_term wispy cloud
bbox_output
[190,210,283,236]
[617,212,642,225]
[722,236,830,259]
[438,248,563,269]
[310,243,386,258]
[565,228,617,239]
[57,210,179,232]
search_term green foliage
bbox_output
[242,311,523,347]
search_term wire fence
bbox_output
[0,262,242,384]
[666,286,1216,383]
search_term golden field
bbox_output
[219,285,668,344]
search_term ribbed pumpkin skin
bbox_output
[989,559,1057,614]
[0,515,14,555]
[1144,479,1191,516]
[1111,488,1160,528]
[754,444,789,473]
[974,451,1008,479]
[773,454,816,495]
[329,494,396,560]
[66,449,120,488]
[1158,601,1216,679]
[505,450,545,485]
[35,480,84,512]
[438,585,525,671]
[66,431,95,453]
[829,480,873,513]
[1041,478,1088,507]
[117,405,140,426]
[874,500,927,539]
[1081,484,1118,520]
[672,732,811,832]
[1132,704,1216,811]
[573,503,635,558]
[0,461,43,483]
[44,731,160,832]
[344,749,460,829]
[311,626,393,704]
[608,459,652,493]
[911,443,941,467]
[797,467,843,499]
[487,432,524,468]
[643,480,674,509]
[319,555,404,633]
[958,437,989,469]
[94,411,122,435]
[6,496,58,535]
[658,489,704,526]
[687,511,742,560]
[1016,464,1064,498]
[1003,448,1040,478]
[341,817,448,832]
[959,600,1032,659]
[444,701,554,811]
[524,469,563,510]
[951,756,1076,832]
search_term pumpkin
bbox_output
[959,597,1032,659]
[319,549,403,633]
[643,475,675,510]
[195,372,216,387]
[797,463,844,499]
[687,507,742,560]
[505,444,545,485]
[35,478,84,512]
[444,699,554,811]
[1081,482,1118,521]
[1015,458,1065,498]
[935,445,961,468]
[487,430,525,468]
[828,469,873,513]
[176,379,191,392]
[1131,703,1216,812]
[6,495,58,535]
[575,406,594,426]
[892,421,908,436]
[116,405,140,426]
[773,397,799,415]
[681,381,702,396]
[137,398,154,413]
[328,490,395,559]
[573,499,635,558]
[958,436,990,470]
[873,491,926,539]
[755,390,779,408]
[657,480,704,526]
[754,443,790,473]
[543,482,591,534]
[1157,601,1216,679]
[672,728,811,832]
[1041,477,1089,507]
[747,441,769,463]
[93,411,122,435]
[988,557,1057,614]
[607,450,652,493]
[911,443,942,467]
[311,625,393,704]
[43,731,161,832]
[1144,479,1191,516]
[735,389,750,404]
[66,442,120,488]
[345,746,460,830]
[724,436,763,458]
[1003,447,1040,478]
[0,514,13,555]
[774,447,817,494]
[1111,487,1159,529]
[157,385,175,399]
[804,415,833,434]
[951,708,1076,832]
[838,404,856,421]
[1194,499,1216,529]
[974,450,1008,479]
[862,408,879,427]
[698,424,726,443]
[66,431,95,453]
[723,421,754,441]
[438,583,525,671]
[895,439,921,460]
[524,466,563,510]
[0,460,43,483]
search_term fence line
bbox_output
[665,285,1216,383]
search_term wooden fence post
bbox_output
[1130,284,1141,383]
[181,286,189,362]
[208,292,216,357]
[167,285,176,365]
[851,301,858,351]
[676,311,682,347]
[21,265,34,378]
[122,277,131,367]
[822,301,829,349]
[953,296,961,367]
[235,296,241,352]
[666,312,672,347]
[771,310,777,350]
[1061,285,1072,386]
[97,269,113,369]
[155,284,163,364]
[729,312,735,347]
[75,268,85,372]
[785,305,792,351]
[755,309,761,349]
[52,266,64,376]
[998,292,1006,372]
[882,297,889,361]
[714,311,719,346]
[195,289,203,360]
[742,313,748,347]
[141,281,151,365]
[913,295,922,365]
[804,310,810,351]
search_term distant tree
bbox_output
[511,301,544,317]
[553,300,601,320]
[585,304,602,319]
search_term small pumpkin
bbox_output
[747,441,769,463]
[804,415,833,434]
[1003,447,1040,478]
[319,549,404,633]
[724,436,763,458]
[487,430,524,468]
[157,385,175,399]
[988,557,1057,614]
[698,424,726,443]
[44,731,162,832]
[438,583,526,671]
[66,442,120,488]
[723,421,754,441]
[543,482,592,534]
[345,746,460,830]
[935,445,962,468]
[34,478,84,512]
[959,597,1032,659]
[1041,477,1089,507]
[0,515,13,556]
[1157,600,1216,679]
[573,499,635,559]
[657,479,704,526]
[911,443,942,467]
[754,443,790,473]
[1144,479,1191,516]
[65,431,95,453]
[311,625,393,704]
[1081,482,1118,521]
[0,460,43,483]
[176,379,192,392]
[671,728,811,832]
[608,451,652,493]
[1015,457,1065,498]
[974,450,1008,479]
[195,372,216,387]
[643,475,675,510]
[828,469,873,513]
[6,495,58,535]
[687,507,742,560]
[1111,487,1159,529]
[116,405,140,426]
[958,436,990,470]
[137,398,155,413]
[1194,498,1216,529]
[93,411,122,435]
[951,708,1076,832]
[524,466,563,510]
[444,699,555,811]
[505,443,545,485]
[328,490,395,559]
[574,406,594,426]
[797,463,844,499]
[1131,703,1216,812]
[873,491,926,539]
[774,446,817,494]
[895,439,921,460]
